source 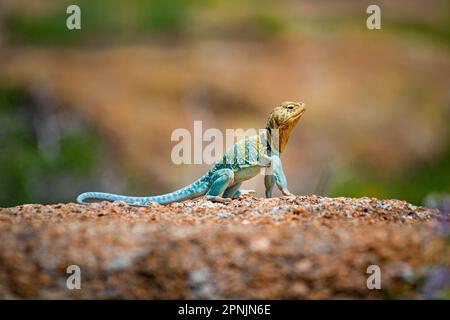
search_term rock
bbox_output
[0,196,447,299]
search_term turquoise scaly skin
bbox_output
[77,101,306,206]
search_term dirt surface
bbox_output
[0,195,448,299]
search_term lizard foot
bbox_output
[233,189,257,199]
[204,195,232,203]
[239,189,257,195]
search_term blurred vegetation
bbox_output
[0,0,449,206]
[5,0,206,44]
[329,147,450,204]
[4,0,450,45]
[0,87,107,206]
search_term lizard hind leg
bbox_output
[233,189,257,198]
[204,169,235,203]
[223,182,242,199]
[223,183,256,199]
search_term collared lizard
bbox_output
[77,101,306,205]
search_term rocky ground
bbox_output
[0,195,449,299]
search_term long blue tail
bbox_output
[77,175,210,206]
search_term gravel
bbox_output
[0,195,448,299]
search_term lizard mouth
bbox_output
[289,107,306,122]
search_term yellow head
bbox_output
[266,101,306,153]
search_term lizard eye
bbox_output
[287,105,294,110]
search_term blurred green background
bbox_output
[0,0,449,207]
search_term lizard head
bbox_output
[266,101,306,153]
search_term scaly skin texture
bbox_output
[77,101,306,205]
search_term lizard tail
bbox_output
[77,175,210,206]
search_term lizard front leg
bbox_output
[265,154,294,197]
[265,174,275,198]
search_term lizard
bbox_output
[76,101,306,206]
